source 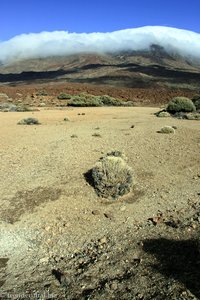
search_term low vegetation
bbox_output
[166,97,196,114]
[158,126,175,134]
[56,92,133,107]
[155,110,171,118]
[36,90,48,96]
[91,152,133,199]
[57,93,72,100]
[192,95,200,110]
[17,118,40,125]
[0,102,35,112]
[156,96,200,120]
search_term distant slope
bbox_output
[0,45,200,90]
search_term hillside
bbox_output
[0,45,200,90]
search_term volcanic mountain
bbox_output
[0,26,200,90]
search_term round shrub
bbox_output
[155,110,171,118]
[91,155,133,199]
[166,97,196,114]
[159,126,175,134]
[17,117,40,125]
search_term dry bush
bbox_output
[158,126,175,134]
[17,118,40,125]
[91,155,133,199]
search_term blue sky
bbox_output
[1,0,200,41]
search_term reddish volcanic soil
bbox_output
[0,82,197,106]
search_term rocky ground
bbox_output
[0,106,199,299]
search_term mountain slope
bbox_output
[0,45,200,90]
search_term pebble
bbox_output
[120,205,126,212]
[39,257,49,264]
[104,212,113,220]
[99,237,107,245]
[92,210,100,215]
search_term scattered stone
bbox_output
[39,102,46,107]
[92,210,100,215]
[120,205,126,212]
[104,212,113,220]
[99,237,107,245]
[39,257,49,264]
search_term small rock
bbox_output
[99,237,107,245]
[92,210,100,215]
[111,282,118,290]
[120,205,126,212]
[104,212,113,220]
[39,257,49,264]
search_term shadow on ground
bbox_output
[143,238,200,298]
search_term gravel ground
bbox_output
[0,106,199,299]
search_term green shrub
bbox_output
[91,154,133,199]
[57,93,72,100]
[158,126,175,134]
[0,103,17,112]
[184,112,200,120]
[155,110,171,118]
[99,95,123,106]
[68,95,102,107]
[16,105,32,112]
[166,97,196,114]
[67,93,129,107]
[36,90,48,96]
[192,95,200,110]
[17,118,40,125]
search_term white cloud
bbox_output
[0,26,200,64]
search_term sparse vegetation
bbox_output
[68,95,102,107]
[192,95,200,110]
[158,126,175,134]
[36,90,48,96]
[155,110,171,118]
[57,93,72,100]
[0,103,17,112]
[17,118,40,125]
[98,95,123,106]
[71,134,78,138]
[91,153,133,199]
[67,93,131,107]
[16,105,33,112]
[166,97,196,114]
[183,112,200,120]
[0,103,33,112]
[63,117,70,121]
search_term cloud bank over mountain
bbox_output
[1,26,200,64]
